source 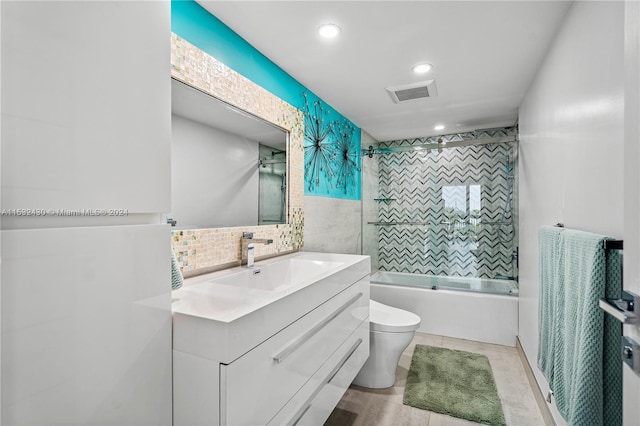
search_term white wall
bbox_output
[303,132,376,256]
[518,2,624,424]
[303,196,361,254]
[623,2,640,424]
[171,114,259,228]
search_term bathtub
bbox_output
[370,271,518,346]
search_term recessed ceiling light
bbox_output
[412,63,433,74]
[318,23,341,39]
[434,124,445,131]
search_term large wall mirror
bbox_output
[170,34,304,274]
[171,78,289,228]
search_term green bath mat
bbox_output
[403,345,506,426]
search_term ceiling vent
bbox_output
[385,80,438,103]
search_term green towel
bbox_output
[171,249,184,290]
[552,230,621,426]
[537,226,565,386]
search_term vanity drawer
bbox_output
[220,278,369,426]
[268,320,370,426]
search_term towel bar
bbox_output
[603,240,623,250]
[599,290,640,324]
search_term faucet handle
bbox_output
[242,232,254,239]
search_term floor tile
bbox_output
[325,392,425,426]
[325,333,545,426]
[428,412,482,426]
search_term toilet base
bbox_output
[352,329,415,389]
[352,361,396,389]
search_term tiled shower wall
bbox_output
[370,127,518,279]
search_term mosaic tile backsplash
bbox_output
[170,34,304,276]
[372,127,518,279]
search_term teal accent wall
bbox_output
[171,0,361,200]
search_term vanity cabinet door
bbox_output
[268,320,370,426]
[220,278,369,426]
[2,1,170,213]
[173,351,220,426]
[1,225,172,425]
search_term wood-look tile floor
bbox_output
[325,333,545,426]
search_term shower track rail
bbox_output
[367,221,512,226]
[363,135,516,157]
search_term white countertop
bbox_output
[172,251,370,323]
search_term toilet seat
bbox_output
[369,300,421,333]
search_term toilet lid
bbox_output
[369,300,421,333]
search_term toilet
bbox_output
[353,300,421,389]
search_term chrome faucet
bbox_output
[242,232,273,268]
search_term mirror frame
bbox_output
[171,77,289,230]
[170,34,304,277]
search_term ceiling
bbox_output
[198,1,572,142]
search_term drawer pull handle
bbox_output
[327,338,363,384]
[273,292,363,364]
[287,337,364,426]
[290,404,311,426]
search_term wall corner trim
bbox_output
[516,337,556,426]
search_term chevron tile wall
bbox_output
[374,127,518,279]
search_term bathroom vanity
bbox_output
[172,252,370,426]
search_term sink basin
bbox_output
[210,258,344,292]
[171,251,371,363]
[174,281,274,312]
